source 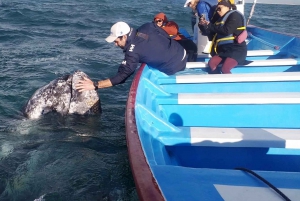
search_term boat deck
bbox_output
[133,62,300,200]
[152,167,300,201]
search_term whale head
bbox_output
[23,70,101,119]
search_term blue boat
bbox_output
[125,1,300,200]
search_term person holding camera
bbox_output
[198,0,247,74]
[184,0,219,38]
[184,0,219,54]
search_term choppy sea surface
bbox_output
[0,1,299,200]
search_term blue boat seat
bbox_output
[157,92,300,105]
[154,72,300,94]
[197,49,280,58]
[186,58,300,68]
[155,92,300,128]
[161,72,300,84]
[159,127,300,149]
[247,50,280,56]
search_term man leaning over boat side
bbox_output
[75,21,187,92]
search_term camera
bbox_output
[199,14,206,21]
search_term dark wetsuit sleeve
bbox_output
[208,12,241,35]
[109,50,139,86]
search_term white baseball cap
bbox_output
[105,22,131,43]
[184,0,192,7]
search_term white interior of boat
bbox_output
[186,58,300,68]
[174,72,300,83]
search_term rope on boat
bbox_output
[248,33,280,50]
[247,0,257,25]
[235,167,291,201]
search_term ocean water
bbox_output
[0,1,299,200]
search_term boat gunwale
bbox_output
[125,63,164,201]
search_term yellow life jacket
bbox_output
[210,10,246,54]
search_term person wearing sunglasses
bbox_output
[153,12,168,28]
[75,21,187,92]
[198,0,247,74]
[153,13,197,62]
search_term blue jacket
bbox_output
[109,22,186,86]
[196,0,218,21]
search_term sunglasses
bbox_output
[155,19,163,23]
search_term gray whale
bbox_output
[23,70,101,119]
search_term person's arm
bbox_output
[207,12,240,35]
[75,77,112,92]
[109,50,139,85]
[75,50,139,92]
[196,2,210,22]
[198,18,211,36]
[196,2,211,36]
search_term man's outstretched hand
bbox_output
[75,77,95,92]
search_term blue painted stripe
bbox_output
[267,148,300,155]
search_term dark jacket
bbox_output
[205,10,247,64]
[177,39,198,62]
[109,22,187,86]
